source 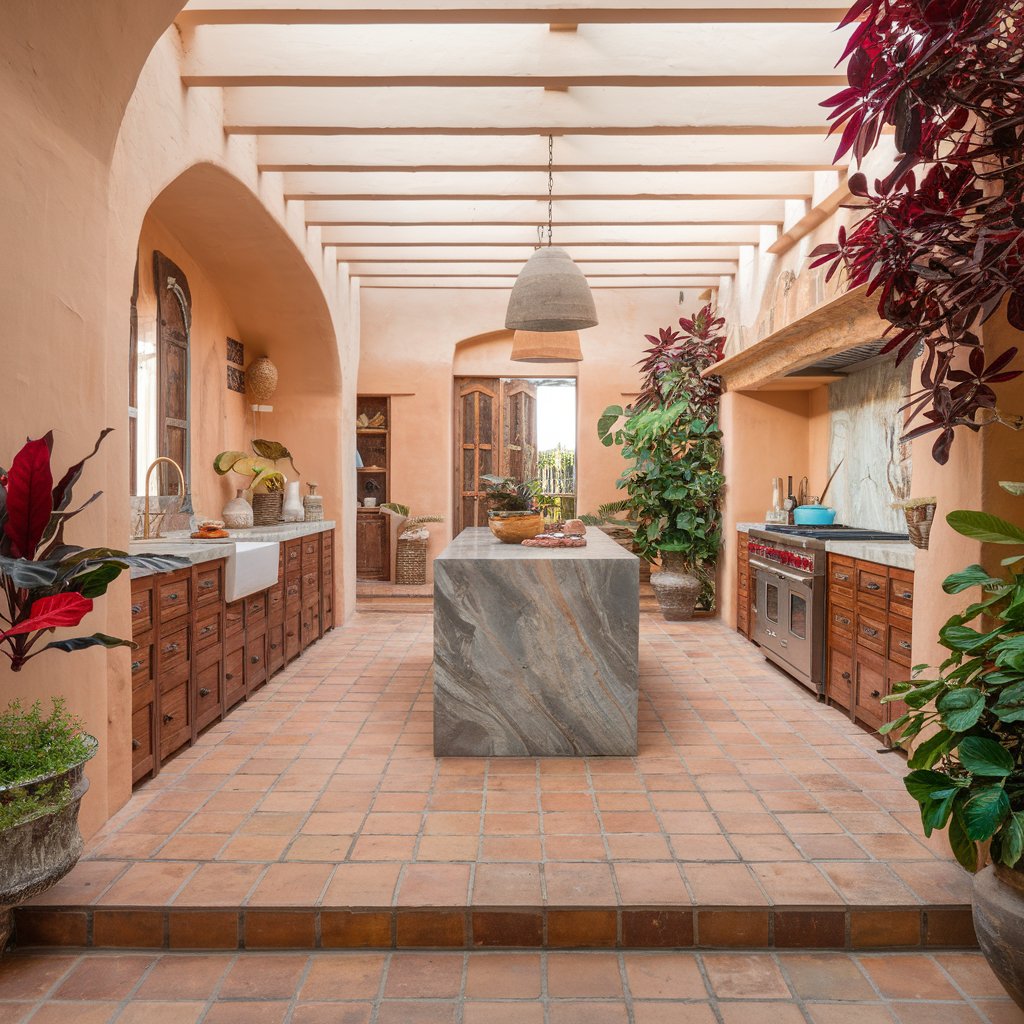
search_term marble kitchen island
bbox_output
[433,527,639,756]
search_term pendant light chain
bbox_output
[547,134,554,247]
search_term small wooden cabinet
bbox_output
[825,553,913,735]
[356,508,389,580]
[130,527,336,785]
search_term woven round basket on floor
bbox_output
[395,530,429,585]
[252,491,283,526]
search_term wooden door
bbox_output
[153,251,191,496]
[356,510,389,580]
[501,380,538,482]
[455,377,501,534]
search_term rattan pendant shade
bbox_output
[510,329,583,363]
[504,246,598,333]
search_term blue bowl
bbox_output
[793,504,836,526]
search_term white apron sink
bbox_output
[224,541,279,602]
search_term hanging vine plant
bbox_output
[811,0,1024,464]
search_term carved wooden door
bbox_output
[500,379,538,482]
[153,251,192,496]
[455,377,500,534]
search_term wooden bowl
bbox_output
[487,511,544,544]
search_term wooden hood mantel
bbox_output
[704,285,883,392]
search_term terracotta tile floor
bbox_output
[0,949,1020,1023]
[18,613,976,950]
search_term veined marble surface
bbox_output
[825,539,916,571]
[433,528,639,756]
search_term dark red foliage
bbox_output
[3,434,54,559]
[814,0,1024,463]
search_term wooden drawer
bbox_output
[856,605,886,656]
[131,640,154,688]
[268,585,285,625]
[194,608,222,653]
[245,591,267,628]
[158,623,189,678]
[827,557,855,605]
[888,620,913,667]
[855,563,887,608]
[284,539,303,574]
[322,530,334,558]
[267,622,285,674]
[131,703,154,783]
[302,536,319,568]
[736,601,749,638]
[301,567,319,598]
[246,630,267,693]
[854,647,886,731]
[225,600,245,639]
[301,599,320,650]
[285,611,301,662]
[130,581,154,636]
[195,647,223,732]
[737,567,749,595]
[889,568,914,620]
[224,644,246,711]
[195,562,224,607]
[158,572,191,624]
[828,603,854,643]
[284,574,302,608]
[827,647,853,711]
[159,682,191,759]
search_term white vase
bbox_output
[222,489,253,529]
[281,481,304,522]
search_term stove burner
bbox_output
[763,524,909,542]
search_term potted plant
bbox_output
[480,475,548,544]
[882,482,1024,1006]
[214,439,297,524]
[0,429,187,952]
[597,305,726,619]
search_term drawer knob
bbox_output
[132,738,141,750]
[200,580,215,590]
[862,626,879,637]
[131,660,143,672]
[834,572,849,582]
[200,625,214,636]
[835,615,851,626]
[251,655,261,664]
[131,604,143,615]
[871,689,881,699]
[865,582,881,591]
[900,590,912,600]
[226,672,234,681]
[270,642,279,650]
[286,631,296,638]
[841,672,851,681]
[199,687,211,697]
[163,713,175,723]
[168,592,179,600]
[163,642,179,654]
[899,640,912,650]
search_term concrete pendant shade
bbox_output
[504,246,599,332]
[511,330,583,363]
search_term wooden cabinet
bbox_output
[736,531,753,639]
[130,528,336,785]
[825,553,913,735]
[357,508,389,581]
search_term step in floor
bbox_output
[15,613,975,953]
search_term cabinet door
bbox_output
[285,612,301,662]
[356,512,388,580]
[854,647,886,731]
[827,647,853,712]
[247,630,268,694]
[267,622,285,674]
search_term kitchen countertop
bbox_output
[824,540,916,571]
[128,521,335,578]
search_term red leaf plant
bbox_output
[0,431,188,671]
[813,0,1024,464]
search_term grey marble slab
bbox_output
[433,528,639,757]
[825,539,916,571]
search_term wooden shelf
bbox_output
[358,467,387,473]
[356,428,388,434]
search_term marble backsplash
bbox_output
[827,357,913,534]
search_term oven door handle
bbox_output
[751,561,814,587]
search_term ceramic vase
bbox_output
[281,481,304,523]
[222,490,253,529]
[973,863,1024,1007]
[650,550,700,621]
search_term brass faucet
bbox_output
[142,457,187,539]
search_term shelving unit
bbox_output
[356,395,391,580]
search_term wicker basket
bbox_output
[252,491,283,526]
[904,503,936,550]
[395,530,429,585]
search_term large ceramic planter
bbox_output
[488,510,544,545]
[0,737,96,953]
[973,862,1024,1008]
[650,550,700,621]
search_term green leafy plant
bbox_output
[0,699,96,829]
[213,438,298,493]
[480,475,554,515]
[883,483,1024,871]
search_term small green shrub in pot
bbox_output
[0,429,187,952]
[883,482,1024,1006]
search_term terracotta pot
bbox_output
[650,550,700,621]
[488,511,544,544]
[0,737,96,955]
[973,862,1024,1008]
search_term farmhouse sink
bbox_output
[223,542,279,601]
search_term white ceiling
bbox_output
[176,0,851,289]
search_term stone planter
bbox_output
[650,550,700,621]
[973,862,1024,1008]
[487,510,544,545]
[0,737,96,953]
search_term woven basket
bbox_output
[395,532,429,585]
[252,491,283,526]
[904,503,936,550]
[246,356,279,402]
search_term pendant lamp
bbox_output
[510,329,583,363]
[505,136,597,335]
